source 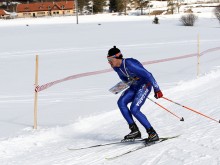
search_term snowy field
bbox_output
[0,8,220,165]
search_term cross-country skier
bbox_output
[107,46,163,143]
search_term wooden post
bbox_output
[197,34,200,77]
[34,55,39,129]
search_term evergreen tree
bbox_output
[117,0,124,13]
[93,0,106,13]
[109,0,117,12]
[109,0,123,13]
[77,0,90,14]
[109,0,131,13]
[83,0,91,14]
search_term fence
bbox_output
[33,46,220,129]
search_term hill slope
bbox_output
[1,68,220,165]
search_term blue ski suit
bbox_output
[113,58,161,129]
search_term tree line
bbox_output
[71,0,151,14]
[1,0,152,14]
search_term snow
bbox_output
[0,6,220,165]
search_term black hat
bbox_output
[107,46,123,59]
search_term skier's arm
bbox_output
[126,60,160,92]
[119,74,129,83]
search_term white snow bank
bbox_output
[1,68,220,164]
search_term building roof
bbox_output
[16,1,74,13]
[0,9,9,15]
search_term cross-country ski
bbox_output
[106,135,180,159]
[68,135,180,151]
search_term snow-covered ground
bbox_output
[0,7,220,165]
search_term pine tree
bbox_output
[109,0,116,12]
[83,0,91,14]
[77,0,90,14]
[93,0,106,13]
[109,0,123,13]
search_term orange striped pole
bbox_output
[148,98,184,121]
[162,97,220,123]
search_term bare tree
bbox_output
[6,0,11,10]
[167,0,182,14]
[167,0,176,14]
[176,2,181,14]
[124,0,131,15]
[131,0,149,15]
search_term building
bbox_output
[16,1,74,18]
[0,9,10,19]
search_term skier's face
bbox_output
[107,57,120,68]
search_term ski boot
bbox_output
[122,123,141,142]
[145,127,159,144]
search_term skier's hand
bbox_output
[154,90,163,99]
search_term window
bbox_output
[37,12,45,15]
[23,12,31,16]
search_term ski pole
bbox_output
[162,96,220,123]
[148,98,184,121]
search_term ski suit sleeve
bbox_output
[119,74,129,83]
[126,59,160,92]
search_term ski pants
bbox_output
[117,84,152,129]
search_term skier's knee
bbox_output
[130,108,139,117]
[117,98,128,107]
